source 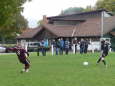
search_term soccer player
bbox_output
[97,40,109,67]
[7,45,30,73]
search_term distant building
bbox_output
[17,9,115,51]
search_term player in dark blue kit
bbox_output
[7,45,30,73]
[97,40,109,67]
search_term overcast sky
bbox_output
[22,0,98,28]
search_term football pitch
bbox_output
[0,52,115,86]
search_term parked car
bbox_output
[0,46,6,53]
[28,42,40,52]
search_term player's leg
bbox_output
[21,59,30,73]
[97,57,102,63]
[24,59,30,72]
[102,52,108,66]
[101,57,106,65]
[97,51,104,64]
[97,53,103,63]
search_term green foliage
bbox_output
[84,5,96,12]
[0,14,28,43]
[37,20,43,26]
[0,0,30,42]
[0,0,29,27]
[96,0,115,13]
[60,7,84,15]
[0,52,115,86]
[11,14,28,33]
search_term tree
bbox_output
[0,14,28,43]
[96,0,115,13]
[0,0,30,27]
[60,7,84,15]
[84,5,96,12]
[12,14,28,33]
[0,0,31,43]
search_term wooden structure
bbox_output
[17,9,115,50]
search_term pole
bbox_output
[101,11,104,38]
[73,44,75,54]
[51,44,54,56]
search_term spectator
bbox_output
[55,39,60,55]
[59,38,64,55]
[84,39,90,54]
[40,40,46,56]
[64,38,70,55]
[79,39,85,54]
[72,38,78,54]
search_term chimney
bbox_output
[42,15,49,24]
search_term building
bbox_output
[17,9,115,51]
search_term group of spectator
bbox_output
[52,38,70,55]
[37,39,49,56]
[51,38,90,55]
[36,38,90,56]
[79,39,90,54]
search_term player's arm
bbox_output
[24,50,29,58]
[6,47,16,52]
[26,52,29,57]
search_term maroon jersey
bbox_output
[7,47,29,62]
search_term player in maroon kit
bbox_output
[7,45,30,73]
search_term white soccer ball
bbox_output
[83,62,88,66]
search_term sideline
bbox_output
[0,53,15,55]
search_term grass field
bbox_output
[0,52,115,86]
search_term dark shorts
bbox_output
[102,52,108,57]
[20,59,30,65]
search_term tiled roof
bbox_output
[17,16,115,39]
[16,26,42,39]
[42,18,101,37]
[110,32,115,36]
[103,16,115,34]
[42,24,75,37]
[43,16,115,37]
[74,18,101,37]
[48,9,113,19]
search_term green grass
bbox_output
[0,52,115,86]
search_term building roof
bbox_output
[74,18,101,37]
[49,18,86,22]
[110,32,115,36]
[42,24,75,37]
[17,16,115,39]
[17,10,115,39]
[42,18,101,37]
[103,16,115,34]
[48,9,113,19]
[16,26,42,39]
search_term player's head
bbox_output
[101,40,105,43]
[105,41,109,44]
[15,44,22,48]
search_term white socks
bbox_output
[22,69,29,72]
[25,69,29,72]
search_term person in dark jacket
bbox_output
[79,39,85,54]
[97,40,109,67]
[84,39,89,54]
[59,38,64,55]
[55,39,60,55]
[37,42,40,56]
[64,39,70,55]
[72,38,78,54]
